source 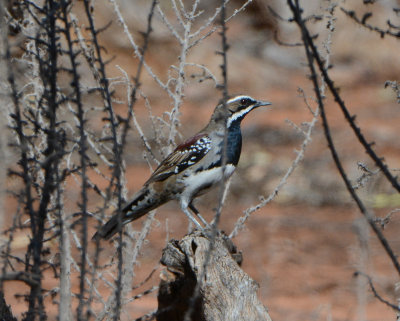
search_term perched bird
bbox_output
[93,95,271,240]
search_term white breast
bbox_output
[178,164,235,207]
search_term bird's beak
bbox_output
[254,100,272,108]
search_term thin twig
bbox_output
[355,271,400,311]
[341,7,400,39]
[287,0,400,276]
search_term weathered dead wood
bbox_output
[157,229,272,321]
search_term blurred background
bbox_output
[2,0,400,320]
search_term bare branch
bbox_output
[287,0,400,276]
[355,271,400,312]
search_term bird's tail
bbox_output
[92,187,162,241]
[92,213,125,241]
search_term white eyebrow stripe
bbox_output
[227,95,253,104]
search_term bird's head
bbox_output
[211,95,272,127]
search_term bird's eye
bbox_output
[240,98,248,105]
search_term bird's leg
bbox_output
[189,202,210,227]
[180,202,204,230]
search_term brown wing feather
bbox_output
[147,133,211,183]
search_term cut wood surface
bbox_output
[157,229,272,321]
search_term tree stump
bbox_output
[157,229,272,321]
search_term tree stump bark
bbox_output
[157,229,272,321]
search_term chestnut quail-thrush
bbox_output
[93,95,271,240]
